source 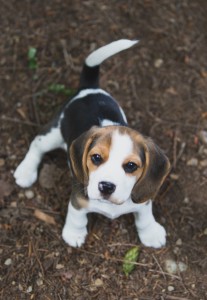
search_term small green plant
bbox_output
[28,47,38,70]
[48,84,75,96]
[122,246,140,276]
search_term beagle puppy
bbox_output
[14,39,170,248]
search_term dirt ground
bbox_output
[0,1,207,299]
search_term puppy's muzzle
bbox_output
[98,181,116,196]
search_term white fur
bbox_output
[14,128,66,188]
[67,88,110,107]
[101,119,120,126]
[119,106,128,123]
[134,201,166,248]
[62,201,88,247]
[85,39,139,67]
[62,199,166,248]
[87,130,137,204]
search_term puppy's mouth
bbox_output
[98,197,124,205]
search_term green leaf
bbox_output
[48,84,75,96]
[48,84,65,93]
[28,47,37,60]
[28,47,38,70]
[122,246,140,276]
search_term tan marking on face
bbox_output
[86,131,112,175]
[85,126,147,183]
[122,154,144,180]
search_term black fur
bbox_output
[60,92,127,147]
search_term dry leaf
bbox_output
[165,87,178,95]
[201,112,207,119]
[200,70,207,78]
[16,107,28,120]
[34,209,56,225]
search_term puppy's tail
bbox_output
[79,39,138,89]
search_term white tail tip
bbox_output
[85,39,139,67]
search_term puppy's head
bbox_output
[70,126,170,204]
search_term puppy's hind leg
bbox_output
[14,126,66,188]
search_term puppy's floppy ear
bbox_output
[69,127,100,184]
[132,137,170,203]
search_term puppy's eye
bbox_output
[123,162,138,173]
[91,154,103,166]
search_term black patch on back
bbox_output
[60,92,127,146]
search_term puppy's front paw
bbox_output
[14,160,38,188]
[138,222,166,249]
[62,226,87,248]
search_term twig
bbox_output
[176,142,186,165]
[32,94,41,126]
[148,269,180,280]
[31,241,45,277]
[152,254,166,280]
[173,130,178,169]
[60,39,71,67]
[1,115,39,127]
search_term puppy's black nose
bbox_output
[98,181,116,196]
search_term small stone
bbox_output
[25,190,34,199]
[19,284,23,291]
[4,258,12,266]
[183,197,190,204]
[168,286,175,292]
[165,259,177,274]
[18,192,24,199]
[170,173,179,180]
[94,278,104,287]
[178,262,188,272]
[200,159,207,167]
[191,284,196,289]
[26,286,32,293]
[198,130,207,145]
[36,278,43,286]
[10,201,17,207]
[154,58,164,68]
[187,158,198,167]
[203,228,207,235]
[56,264,64,270]
[176,238,182,246]
[9,155,16,160]
[173,247,180,255]
[12,281,16,285]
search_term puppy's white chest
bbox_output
[87,198,141,219]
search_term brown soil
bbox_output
[0,1,207,299]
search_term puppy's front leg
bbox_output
[134,200,166,248]
[62,201,88,248]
